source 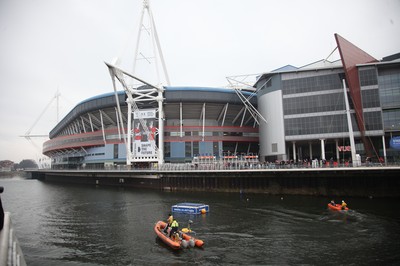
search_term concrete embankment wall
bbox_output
[28,167,400,198]
[29,170,159,189]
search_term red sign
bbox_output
[338,146,351,152]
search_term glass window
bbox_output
[164,142,170,157]
[282,73,343,95]
[185,142,192,157]
[193,142,199,156]
[361,89,381,108]
[378,67,400,108]
[113,144,118,159]
[272,143,277,153]
[360,67,378,86]
[363,111,383,131]
[213,142,219,156]
[283,92,344,115]
[383,109,400,131]
[284,114,362,136]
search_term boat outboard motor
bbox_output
[181,239,188,248]
[189,238,195,248]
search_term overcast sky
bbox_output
[0,0,399,164]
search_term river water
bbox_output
[1,176,399,265]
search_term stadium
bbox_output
[43,85,260,169]
[43,33,400,169]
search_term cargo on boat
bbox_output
[171,203,209,214]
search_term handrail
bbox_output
[0,212,26,266]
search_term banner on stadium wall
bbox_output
[390,136,400,150]
[132,108,158,160]
[133,109,156,119]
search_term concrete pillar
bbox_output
[335,139,339,161]
[382,135,387,165]
[309,142,313,160]
[292,142,296,161]
[320,139,326,160]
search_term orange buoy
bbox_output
[201,208,206,214]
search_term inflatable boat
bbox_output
[327,203,349,211]
[154,221,204,250]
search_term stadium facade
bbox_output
[43,34,400,168]
[43,86,259,169]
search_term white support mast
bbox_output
[106,62,164,166]
[106,0,169,166]
[342,79,357,166]
[132,0,170,86]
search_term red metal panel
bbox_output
[335,33,378,155]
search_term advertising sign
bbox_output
[390,136,400,150]
[337,146,351,152]
[132,108,158,160]
[133,109,156,119]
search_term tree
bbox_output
[16,159,38,169]
[0,160,14,168]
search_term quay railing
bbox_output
[44,160,400,172]
[0,212,26,266]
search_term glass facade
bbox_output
[361,89,381,108]
[363,111,383,131]
[382,109,400,131]
[379,67,400,108]
[283,92,344,115]
[285,114,351,136]
[282,73,344,95]
[282,69,386,138]
[282,72,351,137]
[378,67,400,131]
[163,141,256,162]
[360,69,383,131]
[359,67,378,86]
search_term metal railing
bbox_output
[0,212,26,266]
[45,160,400,172]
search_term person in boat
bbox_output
[164,213,173,234]
[330,200,336,206]
[341,200,347,210]
[169,218,179,238]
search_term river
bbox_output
[1,175,399,265]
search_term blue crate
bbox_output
[171,203,209,214]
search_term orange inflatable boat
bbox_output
[154,221,204,250]
[327,203,349,211]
